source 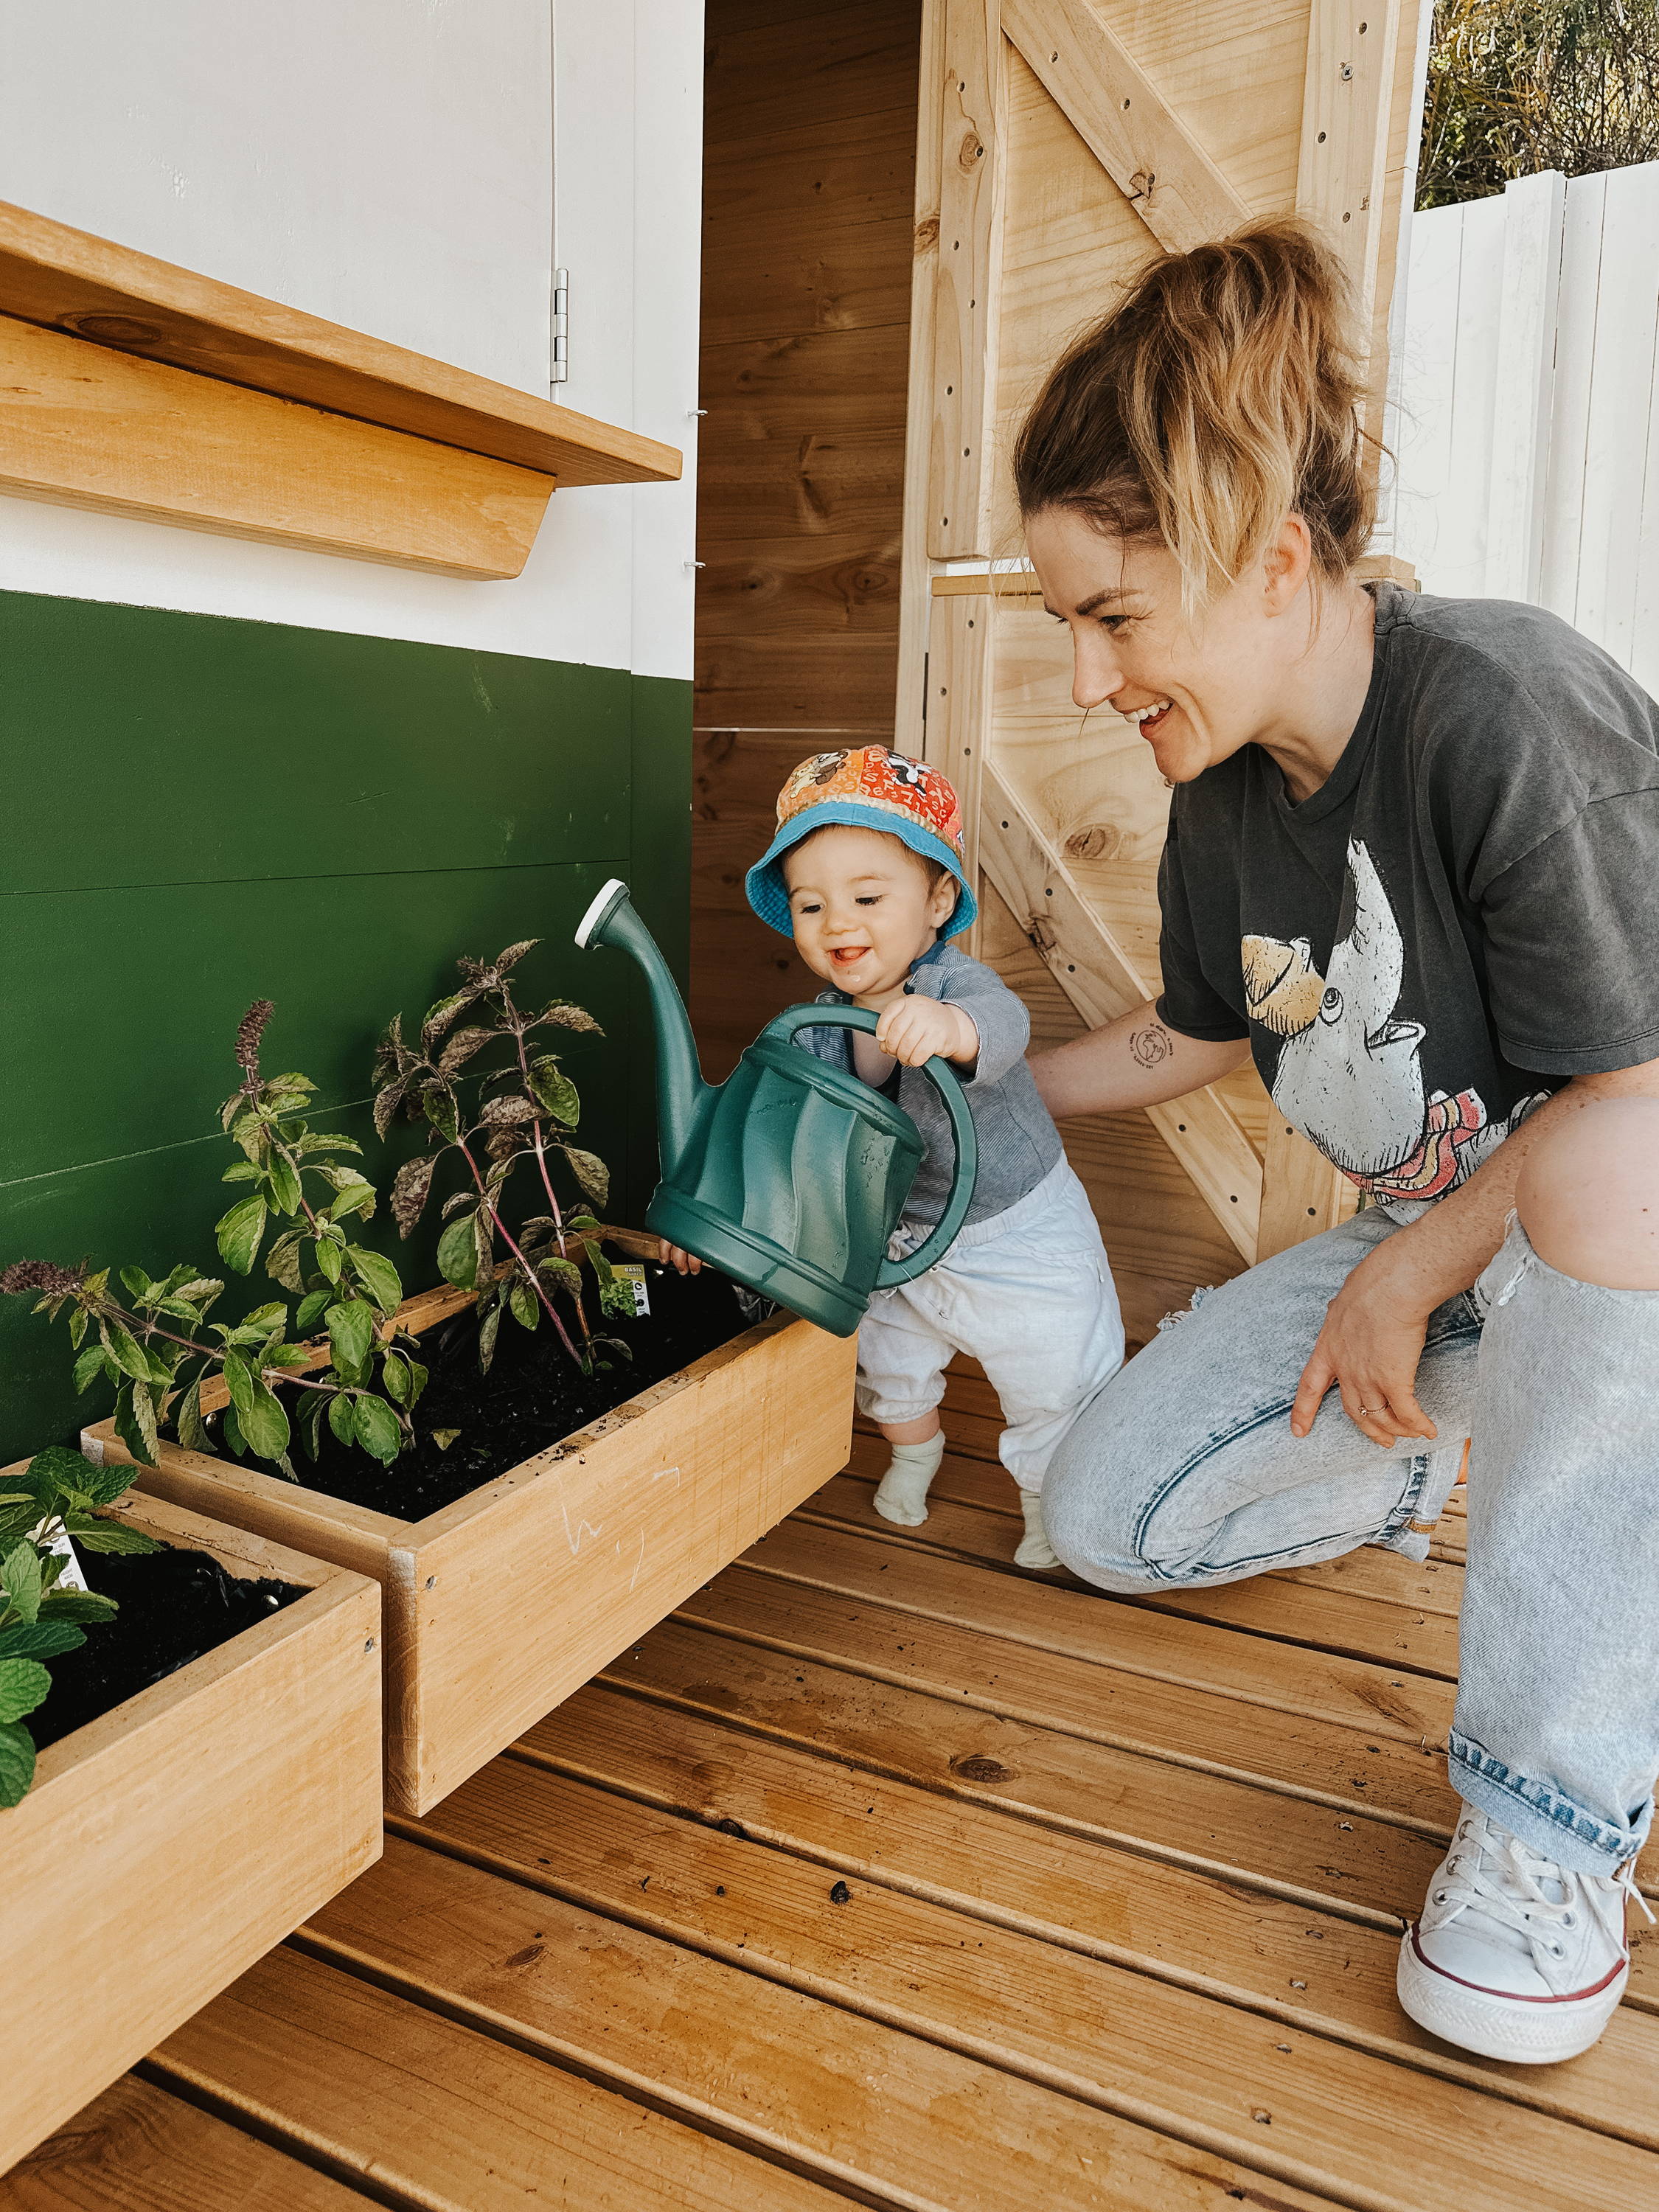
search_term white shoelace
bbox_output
[1431,1815,1655,1968]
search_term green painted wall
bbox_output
[0,588,690,1461]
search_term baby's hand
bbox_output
[874,997,978,1068]
[658,1239,702,1276]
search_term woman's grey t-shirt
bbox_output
[1157,584,1659,1203]
[799,942,1062,1226]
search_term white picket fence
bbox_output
[1388,159,1659,699]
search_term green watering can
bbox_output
[574,879,978,1338]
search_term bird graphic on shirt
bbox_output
[1241,840,1549,1196]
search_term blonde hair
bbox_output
[1013,218,1374,608]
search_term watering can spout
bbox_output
[574,879,706,1178]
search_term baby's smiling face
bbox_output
[782,824,958,1004]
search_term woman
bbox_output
[1017,220,1659,2067]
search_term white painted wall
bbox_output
[1391,160,1659,699]
[0,0,702,679]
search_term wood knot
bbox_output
[915,215,941,251]
[1065,824,1121,861]
[1026,914,1058,953]
[951,1754,1014,1784]
[503,1943,544,1969]
[956,132,984,172]
[67,313,164,347]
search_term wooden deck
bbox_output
[10,1366,1658,2212]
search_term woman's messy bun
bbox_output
[1013,218,1374,606]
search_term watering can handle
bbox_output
[766,1004,979,1289]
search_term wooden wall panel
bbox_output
[694,0,924,1077]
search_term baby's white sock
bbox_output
[1015,1489,1060,1571]
[874,1433,945,1527]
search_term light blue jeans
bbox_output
[1043,1208,1659,1876]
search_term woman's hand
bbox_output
[658,1239,701,1276]
[1290,1239,1439,1447]
[875,997,978,1068]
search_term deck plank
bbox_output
[804,1472,1463,1679]
[307,1834,1343,2212]
[151,1943,844,2212]
[406,1756,1659,2211]
[740,1517,1457,1742]
[518,1680,1659,2134]
[0,2076,361,2211]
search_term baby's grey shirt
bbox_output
[797,941,1062,1227]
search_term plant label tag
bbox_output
[34,1520,88,1592]
[613,1262,650,1317]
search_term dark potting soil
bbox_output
[29,1545,305,1754]
[245,1263,754,1519]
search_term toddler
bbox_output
[734,744,1124,1568]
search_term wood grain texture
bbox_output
[0,2076,366,2211]
[0,313,554,580]
[0,198,679,486]
[693,0,923,1068]
[0,1486,380,2175]
[310,1837,1344,2212]
[152,1945,845,2212]
[90,1310,855,1816]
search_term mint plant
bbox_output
[0,1445,159,1808]
[374,942,642,1373]
[1,1003,420,1475]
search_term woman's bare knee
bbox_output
[1517,1096,1659,1289]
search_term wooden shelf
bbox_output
[0,201,681,579]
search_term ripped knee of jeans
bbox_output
[1156,1284,1217,1335]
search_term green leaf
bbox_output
[0,1657,52,1725]
[265,1228,306,1293]
[297,1390,325,1461]
[351,1394,402,1465]
[119,1265,153,1301]
[174,1375,211,1453]
[478,1298,504,1375]
[230,1113,269,1166]
[241,1301,289,1340]
[0,1618,86,1659]
[529,1057,580,1127]
[348,1248,403,1318]
[265,1071,317,1097]
[599,1277,639,1320]
[420,989,475,1045]
[222,1405,247,1458]
[261,1342,315,1371]
[100,1322,163,1386]
[509,1280,539,1330]
[21,1447,91,1506]
[0,1721,36,1808]
[74,1455,140,1509]
[297,1132,361,1157]
[422,1082,460,1144]
[38,1588,117,1624]
[73,1523,164,1555]
[327,1392,358,1446]
[72,1345,112,1395]
[221,1159,261,1183]
[437,1213,480,1290]
[326,1300,375,1384]
[170,1278,224,1306]
[215,1194,268,1275]
[538,1254,584,1302]
[380,1350,411,1405]
[1,1544,42,1624]
[263,1150,301,1216]
[403,1358,428,1410]
[111,1381,156,1469]
[295,1288,331,1333]
[221,1350,256,1419]
[431,1427,461,1452]
[237,1380,291,1462]
[327,1179,376,1224]
[67,1305,87,1350]
[565,1149,611,1208]
[129,1379,161,1464]
[314,1234,344,1286]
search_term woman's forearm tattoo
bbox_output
[1130,1020,1174,1069]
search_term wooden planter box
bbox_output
[1,1483,380,2175]
[86,1300,855,1817]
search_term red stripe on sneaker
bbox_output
[1408,1923,1627,2003]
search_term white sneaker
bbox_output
[1397,1806,1652,2064]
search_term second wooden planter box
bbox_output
[86,1300,855,1816]
[1,1483,380,2175]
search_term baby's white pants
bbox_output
[856,1158,1124,1490]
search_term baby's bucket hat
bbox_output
[744,745,978,939]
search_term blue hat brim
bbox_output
[744,801,978,939]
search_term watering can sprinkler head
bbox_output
[574,878,977,1337]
